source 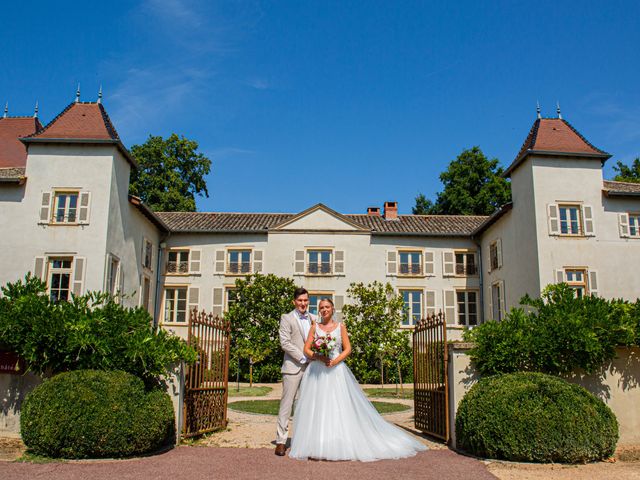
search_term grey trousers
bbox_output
[275,369,305,445]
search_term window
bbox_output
[228,250,251,274]
[141,276,151,312]
[457,291,478,326]
[630,214,640,237]
[143,239,153,270]
[491,282,503,321]
[308,250,332,275]
[226,287,238,311]
[167,250,189,274]
[565,269,587,298]
[308,293,333,315]
[401,290,423,326]
[489,240,502,271]
[455,252,477,276]
[53,192,79,223]
[49,258,73,302]
[164,287,188,323]
[559,204,582,235]
[399,251,422,275]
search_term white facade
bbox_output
[1,102,639,339]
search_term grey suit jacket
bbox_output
[279,310,317,374]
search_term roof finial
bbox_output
[2,102,7,118]
[536,100,541,119]
[34,101,39,118]
[97,85,103,104]
[75,84,81,103]
[556,101,562,120]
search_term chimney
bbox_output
[383,201,398,220]
[367,207,381,216]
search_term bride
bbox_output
[289,298,427,461]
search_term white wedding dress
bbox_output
[289,323,427,461]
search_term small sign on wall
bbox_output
[0,351,25,374]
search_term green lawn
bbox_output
[364,387,414,400]
[228,386,273,397]
[228,400,410,416]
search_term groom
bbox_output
[274,287,317,456]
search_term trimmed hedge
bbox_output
[456,372,618,463]
[21,370,175,459]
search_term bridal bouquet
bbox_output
[312,334,336,358]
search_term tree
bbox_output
[613,158,640,183]
[225,274,297,385]
[129,134,212,212]
[342,282,412,385]
[412,193,435,215]
[414,147,511,215]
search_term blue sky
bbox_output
[2,1,639,214]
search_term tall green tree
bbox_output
[342,282,412,384]
[414,147,511,215]
[225,274,297,384]
[129,134,212,212]
[613,158,640,183]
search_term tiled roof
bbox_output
[603,180,640,196]
[0,167,26,183]
[21,102,135,167]
[346,214,487,235]
[505,118,610,176]
[156,211,488,235]
[0,117,42,168]
[25,102,120,140]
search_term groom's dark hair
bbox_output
[293,287,309,299]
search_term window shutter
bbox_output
[499,280,506,320]
[554,269,565,284]
[118,262,124,300]
[442,251,455,276]
[334,294,344,321]
[294,250,305,275]
[583,205,595,236]
[488,286,493,321]
[212,287,224,317]
[425,290,436,317]
[424,250,435,276]
[253,250,264,273]
[496,238,503,268]
[189,249,202,274]
[548,204,560,235]
[588,270,599,296]
[443,290,456,325]
[619,213,630,238]
[33,256,47,281]
[78,191,91,224]
[334,250,345,275]
[104,254,113,292]
[39,192,52,224]
[188,286,199,319]
[214,250,226,274]
[386,250,397,276]
[72,257,86,296]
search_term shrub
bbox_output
[21,370,175,459]
[464,284,638,376]
[456,372,618,463]
[0,274,196,384]
[343,282,413,384]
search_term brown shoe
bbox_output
[275,444,286,456]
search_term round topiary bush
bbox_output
[21,370,175,459]
[455,372,618,463]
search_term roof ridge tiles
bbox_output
[604,179,640,186]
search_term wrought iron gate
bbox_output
[413,312,449,442]
[183,309,231,438]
